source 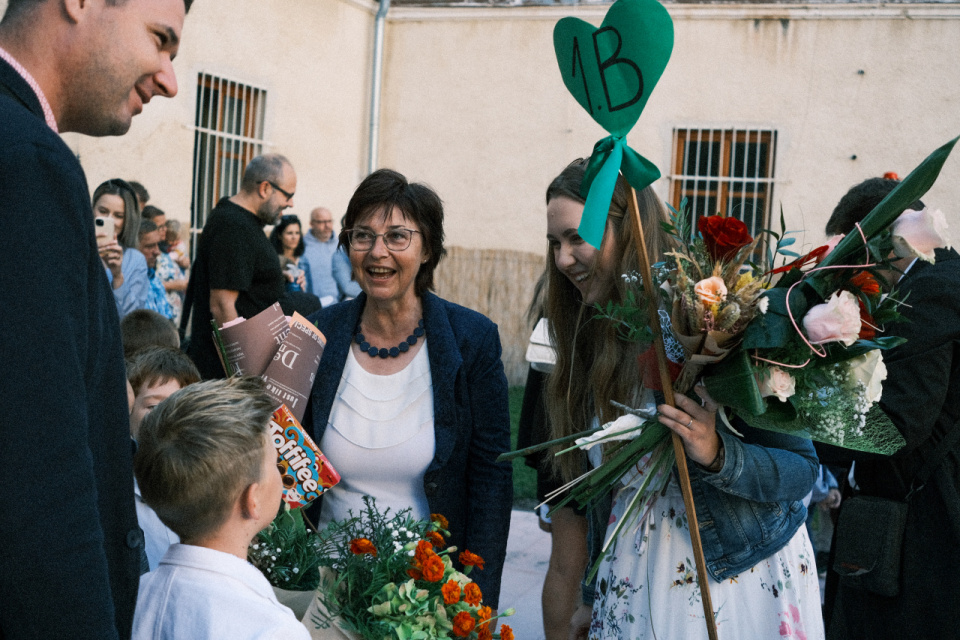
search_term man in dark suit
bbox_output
[820,177,960,639]
[0,1,189,638]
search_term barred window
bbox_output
[669,128,778,240]
[190,73,267,255]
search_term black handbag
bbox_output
[832,424,960,597]
[831,495,907,597]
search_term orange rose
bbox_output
[422,554,446,582]
[349,538,377,556]
[499,624,514,640]
[478,624,493,640]
[407,568,423,580]
[415,539,435,566]
[459,550,485,570]
[463,582,483,606]
[693,276,727,307]
[426,531,445,548]
[452,612,476,637]
[441,580,461,605]
[431,513,450,530]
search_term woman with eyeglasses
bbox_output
[305,169,513,612]
[269,214,310,292]
[93,179,149,317]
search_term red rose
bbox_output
[698,215,753,262]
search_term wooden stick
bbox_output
[626,187,719,640]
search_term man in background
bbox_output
[184,154,295,379]
[303,205,361,306]
[0,0,189,637]
[820,176,960,638]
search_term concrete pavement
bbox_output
[497,509,550,640]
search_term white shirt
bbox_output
[134,479,179,571]
[133,544,310,640]
[318,343,435,527]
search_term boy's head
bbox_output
[121,309,180,359]
[127,347,201,437]
[134,377,282,545]
[165,219,183,244]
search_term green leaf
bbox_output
[701,348,766,415]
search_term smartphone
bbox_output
[95,216,115,248]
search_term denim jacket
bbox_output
[584,418,817,601]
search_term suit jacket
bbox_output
[0,58,141,639]
[825,248,960,639]
[305,292,513,607]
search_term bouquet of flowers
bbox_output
[308,497,514,640]
[523,137,957,569]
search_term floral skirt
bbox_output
[590,480,824,640]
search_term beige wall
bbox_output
[379,3,960,256]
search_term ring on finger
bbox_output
[685,418,694,428]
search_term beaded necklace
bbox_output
[354,319,425,358]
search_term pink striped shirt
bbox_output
[0,45,58,133]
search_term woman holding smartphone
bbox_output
[94,179,149,317]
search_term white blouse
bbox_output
[318,342,435,527]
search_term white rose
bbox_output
[846,349,887,404]
[756,366,796,402]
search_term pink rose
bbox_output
[694,276,727,306]
[891,208,951,263]
[756,366,796,402]
[802,290,862,347]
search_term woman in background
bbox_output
[269,214,310,292]
[94,179,149,317]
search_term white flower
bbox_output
[845,350,887,405]
[755,366,796,402]
[891,208,951,263]
[293,568,299,573]
[405,531,413,539]
[575,414,645,451]
[757,295,770,315]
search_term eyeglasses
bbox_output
[267,181,295,201]
[346,228,421,252]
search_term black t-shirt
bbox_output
[187,198,284,378]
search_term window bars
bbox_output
[669,128,778,241]
[190,73,268,255]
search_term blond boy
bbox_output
[132,377,308,639]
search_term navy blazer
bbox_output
[305,292,513,607]
[0,59,141,638]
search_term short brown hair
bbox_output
[134,377,274,542]
[126,346,200,396]
[120,309,179,358]
[340,169,446,296]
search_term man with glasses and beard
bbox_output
[183,154,297,379]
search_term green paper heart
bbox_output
[554,0,674,138]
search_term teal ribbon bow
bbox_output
[579,136,661,248]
